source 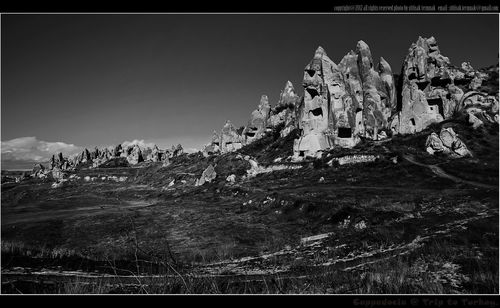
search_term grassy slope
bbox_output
[1,118,498,294]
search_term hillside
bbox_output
[1,116,498,294]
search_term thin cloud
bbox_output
[1,136,83,162]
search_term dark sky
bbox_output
[2,14,498,151]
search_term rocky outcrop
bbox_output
[294,46,333,157]
[391,82,444,134]
[460,92,499,127]
[356,41,392,140]
[243,95,271,144]
[113,144,123,157]
[391,36,447,135]
[220,120,243,153]
[195,164,217,186]
[268,81,300,137]
[171,144,184,157]
[294,42,395,157]
[126,145,144,165]
[391,36,496,135]
[425,127,471,157]
[148,145,161,162]
[31,163,50,179]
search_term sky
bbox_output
[1,14,498,169]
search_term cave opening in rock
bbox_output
[306,88,320,99]
[226,142,233,145]
[309,107,323,117]
[299,151,305,157]
[408,72,417,80]
[416,81,429,91]
[338,127,352,138]
[454,78,470,86]
[306,69,316,77]
[214,142,219,146]
[246,132,255,137]
[410,118,416,126]
[427,97,444,116]
[430,77,451,87]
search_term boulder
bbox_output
[195,164,217,186]
[451,138,471,157]
[426,127,471,157]
[468,112,484,129]
[425,132,447,155]
[226,174,236,183]
[439,127,457,148]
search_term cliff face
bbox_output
[47,36,498,165]
[294,41,396,157]
[390,36,497,136]
[201,36,497,159]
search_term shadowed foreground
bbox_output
[1,119,498,294]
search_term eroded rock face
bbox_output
[294,43,395,157]
[294,46,336,157]
[268,81,300,137]
[244,95,271,144]
[391,36,448,135]
[220,120,243,153]
[392,36,496,135]
[460,92,499,126]
[391,82,443,134]
[356,41,391,140]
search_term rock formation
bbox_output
[31,163,49,178]
[203,131,221,155]
[390,36,447,135]
[425,132,448,155]
[268,81,300,137]
[391,36,496,135]
[220,120,243,153]
[243,95,271,144]
[148,145,161,162]
[425,127,471,157]
[126,144,144,165]
[195,164,217,186]
[356,41,392,140]
[294,46,335,157]
[294,42,395,157]
[460,92,499,127]
[113,144,123,157]
[171,144,184,157]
